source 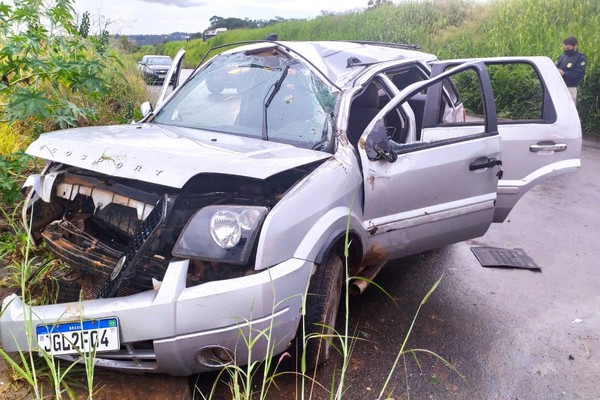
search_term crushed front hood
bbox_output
[26,124,331,188]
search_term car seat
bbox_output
[347,83,381,147]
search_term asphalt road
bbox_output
[191,136,600,399]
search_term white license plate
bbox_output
[36,318,120,356]
[158,74,166,78]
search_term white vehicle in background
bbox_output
[0,40,580,375]
[138,55,173,84]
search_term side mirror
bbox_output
[365,119,397,162]
[140,101,153,117]
[373,140,398,163]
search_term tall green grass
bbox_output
[433,0,600,58]
[432,0,600,131]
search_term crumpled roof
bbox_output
[221,41,437,87]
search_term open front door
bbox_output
[157,48,186,106]
[357,62,502,260]
[430,57,582,222]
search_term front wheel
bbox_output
[297,252,344,369]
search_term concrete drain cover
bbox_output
[470,246,541,271]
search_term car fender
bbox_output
[254,152,363,270]
[294,206,366,265]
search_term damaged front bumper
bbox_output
[0,257,312,376]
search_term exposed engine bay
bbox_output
[25,162,318,302]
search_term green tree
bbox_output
[78,11,90,38]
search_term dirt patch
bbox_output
[88,374,191,400]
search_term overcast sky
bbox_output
[74,0,369,35]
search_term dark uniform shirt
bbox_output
[556,51,587,87]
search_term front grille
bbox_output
[98,194,169,298]
[43,220,123,279]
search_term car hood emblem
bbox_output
[26,124,331,188]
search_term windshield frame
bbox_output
[152,48,339,152]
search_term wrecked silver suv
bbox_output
[0,41,581,375]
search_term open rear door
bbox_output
[430,57,582,221]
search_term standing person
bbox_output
[556,36,587,103]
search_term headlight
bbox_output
[172,206,268,264]
[210,210,241,249]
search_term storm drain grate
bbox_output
[470,246,541,271]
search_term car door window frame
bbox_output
[363,61,498,160]
[429,60,557,126]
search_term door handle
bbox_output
[529,141,567,152]
[470,157,503,179]
[469,157,502,171]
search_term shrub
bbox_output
[0,0,146,134]
[0,151,36,207]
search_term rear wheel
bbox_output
[297,252,344,369]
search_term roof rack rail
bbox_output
[346,40,421,51]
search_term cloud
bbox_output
[74,0,367,34]
[138,0,206,8]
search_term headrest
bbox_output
[352,83,379,108]
[392,69,422,89]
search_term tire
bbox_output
[296,252,344,369]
